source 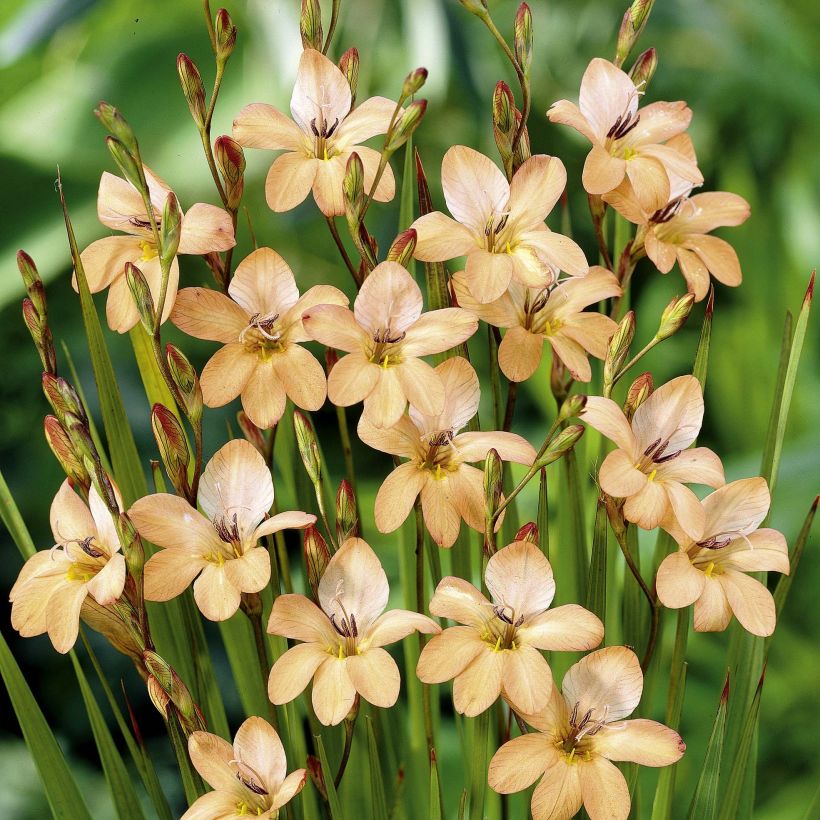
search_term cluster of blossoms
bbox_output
[7,3,798,819]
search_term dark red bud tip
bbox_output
[805,269,815,303]
[720,671,731,702]
[705,285,715,318]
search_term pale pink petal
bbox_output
[171,287,248,342]
[498,326,543,382]
[416,626,486,683]
[327,353,380,406]
[291,48,351,132]
[232,102,305,150]
[265,152,319,212]
[401,308,478,356]
[452,431,536,465]
[129,494,221,554]
[143,549,206,602]
[531,758,583,820]
[547,266,621,314]
[181,791,244,820]
[583,145,627,195]
[233,716,286,791]
[656,551,706,609]
[598,448,648,498]
[646,230,678,274]
[664,481,706,541]
[193,564,242,621]
[654,447,725,489]
[78,236,141,292]
[346,647,400,707]
[453,648,504,715]
[105,273,140,334]
[312,658,357,726]
[674,191,750,234]
[703,477,771,536]
[186,730,238,792]
[521,680,571,734]
[623,480,669,530]
[302,304,367,353]
[229,247,299,315]
[395,359,444,418]
[178,203,235,254]
[547,99,597,142]
[273,344,328,411]
[267,594,335,644]
[451,272,520,327]
[428,577,489,627]
[268,643,329,704]
[365,609,440,648]
[640,143,703,185]
[488,733,555,794]
[411,211,476,261]
[311,154,347,216]
[720,570,776,637]
[486,540,555,615]
[548,334,593,382]
[502,645,553,714]
[673,252,708,304]
[623,101,692,145]
[723,529,789,574]
[201,343,257,406]
[684,234,742,287]
[357,414,423,459]
[223,547,270,594]
[271,770,307,811]
[579,757,631,820]
[49,480,96,543]
[374,462,426,533]
[420,473,463,548]
[625,155,670,213]
[281,284,349,344]
[334,95,397,146]
[362,369,407,428]
[526,225,589,277]
[595,718,685,766]
[241,361,288,429]
[449,464,487,533]
[355,144,396,203]
[96,171,149,233]
[632,374,703,453]
[355,260,423,334]
[254,511,316,540]
[579,59,638,141]
[412,356,480,436]
[582,397,637,453]
[441,145,510,233]
[507,154,566,227]
[86,553,126,606]
[45,582,87,653]
[693,576,732,632]
[521,604,604,652]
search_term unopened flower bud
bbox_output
[458,0,488,15]
[629,47,657,91]
[160,191,183,266]
[237,411,266,455]
[22,298,57,374]
[335,480,359,542]
[514,522,539,544]
[484,448,503,518]
[214,8,237,64]
[17,251,46,312]
[656,293,695,341]
[604,310,636,389]
[343,152,365,226]
[492,82,515,169]
[125,263,155,333]
[215,135,245,210]
[293,410,322,484]
[146,675,171,719]
[514,4,533,76]
[387,229,417,266]
[65,413,99,467]
[537,424,585,467]
[558,393,587,422]
[94,102,140,157]
[624,372,653,420]
[105,136,144,193]
[304,525,331,600]
[42,374,86,424]
[511,111,531,169]
[385,100,427,152]
[143,651,204,733]
[177,53,207,129]
[300,0,323,51]
[402,68,428,100]
[550,356,572,403]
[44,415,88,486]
[151,404,191,498]
[338,48,359,103]
[166,344,203,421]
[615,0,654,66]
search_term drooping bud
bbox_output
[44,415,88,486]
[514,4,533,76]
[42,374,86,424]
[558,393,587,423]
[105,136,144,193]
[338,48,359,103]
[300,0,323,51]
[537,424,585,467]
[624,372,653,420]
[656,292,695,341]
[401,68,428,100]
[514,522,539,544]
[237,411,267,455]
[214,8,237,64]
[94,102,140,157]
[166,344,203,422]
[293,410,322,485]
[125,263,155,333]
[343,151,365,227]
[386,229,417,266]
[160,191,183,268]
[177,54,207,129]
[603,310,636,390]
[215,135,245,210]
[304,525,331,600]
[629,47,657,91]
[385,100,427,153]
[615,0,655,67]
[151,404,191,498]
[335,480,359,542]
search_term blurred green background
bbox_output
[0,0,817,817]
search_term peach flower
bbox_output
[453,265,620,382]
[78,166,235,333]
[184,717,306,818]
[130,440,314,621]
[358,357,536,547]
[489,646,685,820]
[303,261,477,428]
[656,477,789,636]
[171,247,347,429]
[233,47,396,216]
[410,147,588,303]
[583,375,725,538]
[267,538,439,725]
[417,541,603,715]
[10,481,126,653]
[548,58,702,211]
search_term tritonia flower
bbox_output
[267,538,439,725]
[583,374,725,538]
[488,647,685,820]
[656,477,789,636]
[171,247,348,429]
[10,480,126,654]
[548,58,702,211]
[78,165,235,333]
[417,541,603,715]
[130,439,314,621]
[184,717,306,819]
[410,146,588,304]
[358,357,536,547]
[233,48,396,216]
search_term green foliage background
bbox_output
[0,0,817,817]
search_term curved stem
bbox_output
[588,194,614,272]
[322,0,342,55]
[502,381,518,432]
[325,216,361,286]
[247,606,279,731]
[334,699,359,788]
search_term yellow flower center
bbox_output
[647,469,657,482]
[483,212,511,253]
[369,327,405,368]
[65,564,96,583]
[139,240,158,262]
[479,604,523,652]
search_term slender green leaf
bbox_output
[399,137,416,279]
[0,466,36,559]
[129,325,177,411]
[219,613,273,719]
[651,661,687,820]
[687,674,729,820]
[366,716,388,820]
[537,467,550,559]
[692,287,714,388]
[621,525,644,651]
[429,749,443,820]
[316,734,345,819]
[468,709,490,820]
[0,630,91,819]
[585,500,608,622]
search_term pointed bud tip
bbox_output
[805,270,815,303]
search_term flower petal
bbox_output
[328,353,381,407]
[303,304,366,353]
[655,447,725,489]
[254,510,316,540]
[193,564,241,621]
[582,397,636,453]
[411,211,476,261]
[291,49,351,133]
[265,152,319,212]
[273,344,328,411]
[267,594,335,643]
[357,414,422,459]
[507,154,566,227]
[346,647,401,707]
[656,551,706,609]
[223,547,270,594]
[562,646,642,723]
[178,203,235,254]
[441,145,510,233]
[486,540,555,616]
[233,716,287,792]
[579,757,631,820]
[366,609,440,648]
[488,733,555,794]
[531,758,583,820]
[129,494,221,554]
[502,645,553,715]
[578,58,638,142]
[171,287,248,342]
[232,102,305,150]
[362,370,407,428]
[623,480,669,530]
[187,730,238,792]
[334,95,397,146]
[271,769,308,811]
[143,549,206,602]
[595,718,685,766]
[693,576,732,632]
[547,98,597,142]
[598,449,648,498]
[624,154,669,213]
[281,284,349,343]
[268,643,328,704]
[702,477,769,538]
[723,529,789,574]
[78,236,141,292]
[312,154,347,216]
[312,658,357,726]
[411,356,480,437]
[453,647,504,716]
[355,260,422,334]
[675,192,750,234]
[416,626,486,683]
[420,474,463,548]
[401,308,478,357]
[396,359,445,417]
[720,570,776,637]
[201,343,257,406]
[632,374,703,453]
[428,576,489,626]
[229,247,299,315]
[521,604,604,652]
[374,462,426,534]
[583,145,627,195]
[241,360,288,429]
[464,249,514,303]
[684,234,743,287]
[664,481,706,541]
[86,553,126,606]
[498,326,543,382]
[45,582,87,653]
[181,791,243,820]
[453,431,536,465]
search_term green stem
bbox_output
[322,0,342,55]
[666,608,690,721]
[335,403,360,504]
[247,607,279,732]
[468,708,491,820]
[415,502,435,752]
[334,700,359,788]
[326,216,361,287]
[502,380,517,432]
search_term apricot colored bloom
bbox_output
[583,375,725,538]
[10,480,125,654]
[184,716,306,819]
[267,538,439,726]
[410,147,588,304]
[417,541,603,716]
[303,261,477,428]
[130,440,314,621]
[489,646,685,820]
[453,266,620,383]
[78,166,235,333]
[358,357,536,547]
[548,58,702,212]
[233,48,396,216]
[171,247,347,429]
[656,477,789,637]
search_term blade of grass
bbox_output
[366,715,389,820]
[430,749,443,820]
[468,709,490,820]
[687,674,729,820]
[650,660,687,820]
[585,500,608,623]
[317,734,345,819]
